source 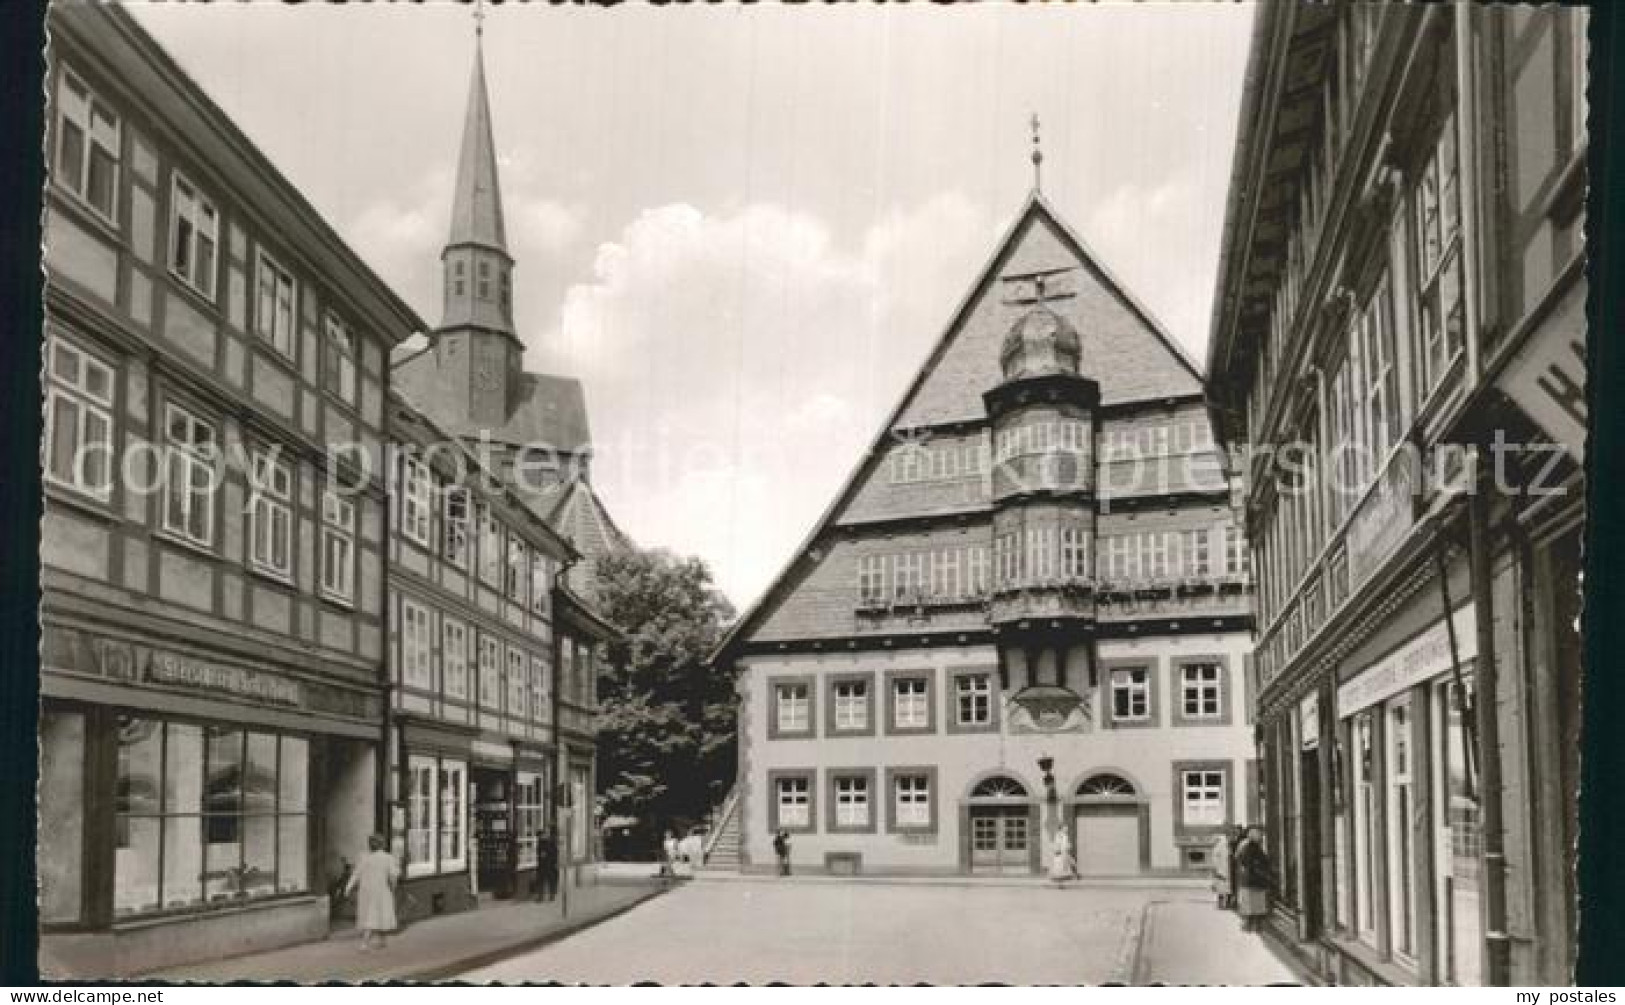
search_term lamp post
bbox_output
[1037,754,1059,874]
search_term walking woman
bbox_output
[1233,824,1274,933]
[1049,825,1078,884]
[345,834,400,951]
[1209,828,1234,909]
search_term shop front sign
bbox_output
[1497,291,1586,463]
[1346,453,1418,588]
[146,650,303,706]
[1337,605,1476,716]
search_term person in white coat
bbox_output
[345,834,400,951]
[1049,825,1079,884]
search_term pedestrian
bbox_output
[660,829,679,879]
[1226,824,1245,909]
[535,828,559,902]
[1210,828,1234,909]
[679,827,704,875]
[773,828,791,876]
[1049,825,1078,884]
[344,834,399,951]
[1234,824,1275,933]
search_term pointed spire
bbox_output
[1030,113,1044,193]
[447,13,508,254]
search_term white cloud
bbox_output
[537,194,997,609]
[515,197,585,256]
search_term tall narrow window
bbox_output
[1061,527,1090,579]
[931,548,962,599]
[1412,98,1464,400]
[956,674,992,727]
[320,490,355,602]
[398,456,431,547]
[56,67,121,223]
[832,679,869,731]
[405,755,437,876]
[1182,529,1210,577]
[443,488,470,569]
[506,647,527,717]
[857,554,886,604]
[967,546,989,595]
[248,452,293,578]
[477,505,502,587]
[438,761,467,871]
[530,549,551,614]
[162,404,216,547]
[1387,697,1417,961]
[400,599,433,690]
[254,251,296,358]
[530,655,549,721]
[323,314,358,406]
[894,774,930,828]
[775,683,810,733]
[478,635,501,711]
[442,618,468,700]
[893,552,925,600]
[892,677,929,730]
[43,337,115,500]
[1111,667,1151,723]
[168,173,218,299]
[1357,277,1400,483]
[506,536,526,603]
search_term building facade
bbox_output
[1206,3,1587,986]
[714,189,1257,878]
[37,6,419,976]
[385,25,615,898]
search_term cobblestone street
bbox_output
[462,877,1297,985]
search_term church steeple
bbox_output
[440,16,515,339]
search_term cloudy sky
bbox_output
[131,2,1255,613]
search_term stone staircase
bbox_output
[701,786,743,870]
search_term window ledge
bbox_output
[43,481,119,523]
[247,563,297,592]
[48,183,123,246]
[154,528,218,562]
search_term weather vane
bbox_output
[1030,112,1044,192]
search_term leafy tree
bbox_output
[592,548,737,835]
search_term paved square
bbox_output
[462,878,1295,985]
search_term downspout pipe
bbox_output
[1469,455,1512,985]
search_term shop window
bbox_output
[442,618,469,701]
[168,172,218,300]
[55,65,122,223]
[443,488,470,569]
[1351,709,1379,946]
[1387,696,1419,964]
[320,490,356,603]
[439,761,467,871]
[162,403,217,547]
[1433,674,1482,984]
[38,710,86,924]
[115,718,307,916]
[405,755,437,877]
[43,336,115,501]
[254,250,296,359]
[515,772,545,870]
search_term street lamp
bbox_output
[1037,754,1056,802]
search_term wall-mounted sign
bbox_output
[146,650,303,706]
[1497,304,1586,463]
[1337,605,1476,716]
[1346,454,1418,587]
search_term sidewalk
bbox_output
[1131,899,1303,985]
[145,876,666,983]
[695,869,1210,892]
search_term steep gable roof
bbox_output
[712,190,1205,663]
[392,347,594,453]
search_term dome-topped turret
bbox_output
[1000,302,1081,380]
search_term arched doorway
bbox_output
[1072,772,1147,876]
[964,774,1037,875]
